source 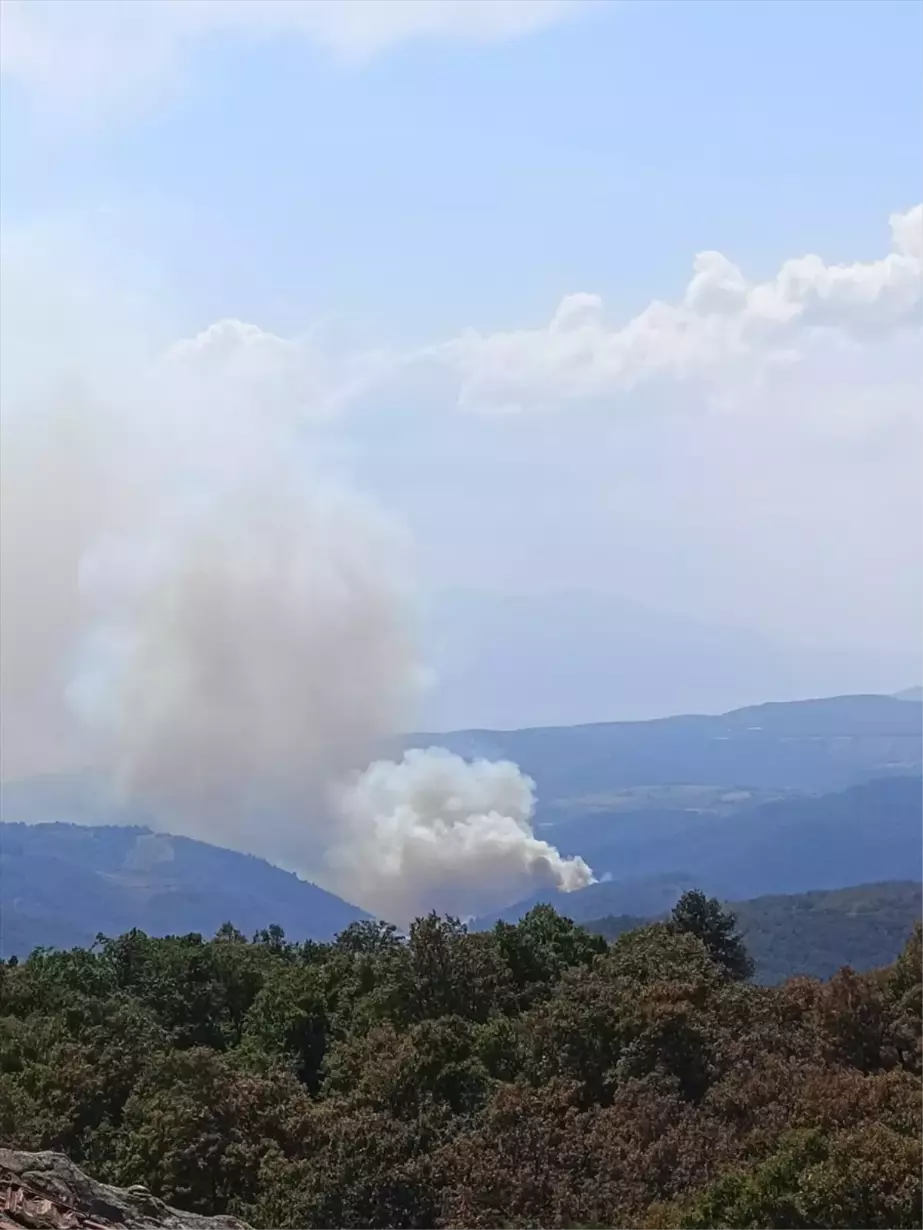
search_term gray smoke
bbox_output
[0,279,593,920]
[69,459,420,866]
[65,458,594,917]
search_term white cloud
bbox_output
[437,203,922,414]
[163,318,398,423]
[147,203,921,426]
[0,0,586,114]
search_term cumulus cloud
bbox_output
[137,205,918,669]
[0,0,586,114]
[164,318,397,423]
[150,204,921,423]
[891,203,923,262]
[329,747,594,924]
[438,203,923,413]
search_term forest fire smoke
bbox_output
[1,334,593,921]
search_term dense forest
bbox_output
[587,880,923,984]
[1,894,920,1229]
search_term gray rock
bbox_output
[0,1150,251,1230]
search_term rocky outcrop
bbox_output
[0,1151,250,1230]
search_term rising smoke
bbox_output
[0,268,593,921]
[68,456,419,869]
[330,747,592,924]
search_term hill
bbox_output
[586,880,923,984]
[475,776,922,924]
[5,695,919,834]
[406,693,923,799]
[2,760,920,960]
[895,685,923,702]
[679,774,922,899]
[2,697,920,958]
[0,822,367,960]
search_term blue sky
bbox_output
[2,0,920,340]
[0,0,921,765]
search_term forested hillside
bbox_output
[587,880,922,984]
[2,897,919,1229]
[730,881,923,984]
[0,823,368,959]
[486,774,923,916]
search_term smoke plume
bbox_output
[330,747,593,924]
[69,464,418,856]
[64,462,594,919]
[0,247,593,921]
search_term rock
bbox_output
[0,1151,251,1230]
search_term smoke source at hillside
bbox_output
[1,343,592,922]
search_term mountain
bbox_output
[407,693,923,800]
[475,776,922,926]
[586,880,923,985]
[418,588,923,729]
[2,696,920,958]
[5,696,919,835]
[894,685,923,702]
[0,822,368,960]
[543,774,923,886]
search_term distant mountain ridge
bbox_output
[474,775,923,926]
[6,694,918,831]
[406,693,922,800]
[0,822,368,960]
[2,693,920,960]
[3,775,920,961]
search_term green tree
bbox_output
[679,1125,922,1229]
[669,890,755,981]
[241,964,329,1090]
[2,910,920,1229]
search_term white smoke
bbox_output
[0,239,593,922]
[64,461,594,919]
[329,747,594,924]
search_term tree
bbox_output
[110,1047,305,1215]
[493,904,606,1007]
[669,890,755,981]
[2,910,920,1229]
[678,1125,922,1229]
[241,965,329,1090]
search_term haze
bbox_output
[0,1,920,913]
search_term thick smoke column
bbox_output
[69,463,420,869]
[67,460,594,918]
[330,747,593,924]
[1,288,593,919]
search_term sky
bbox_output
[1,0,921,685]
